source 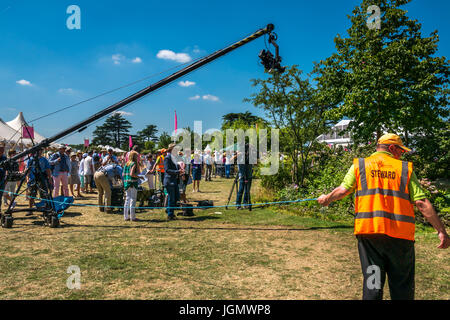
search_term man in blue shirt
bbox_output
[26,148,52,211]
[102,148,119,165]
[94,163,123,213]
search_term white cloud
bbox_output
[113,110,133,116]
[189,95,201,100]
[16,79,32,86]
[58,88,75,95]
[202,94,220,102]
[156,50,192,63]
[179,80,196,87]
[132,57,142,63]
[112,53,125,65]
[110,54,143,65]
[192,45,202,54]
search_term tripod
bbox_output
[0,153,59,228]
[225,173,239,210]
[225,165,252,211]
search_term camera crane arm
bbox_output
[4,23,279,165]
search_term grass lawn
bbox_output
[0,177,448,300]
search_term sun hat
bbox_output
[378,133,411,152]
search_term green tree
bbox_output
[221,111,268,130]
[245,65,329,186]
[313,0,449,144]
[137,124,159,142]
[92,113,132,148]
[405,120,450,181]
[92,124,113,146]
[157,131,173,149]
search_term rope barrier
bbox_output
[0,188,317,212]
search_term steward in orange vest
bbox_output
[318,133,449,300]
[152,149,166,191]
[353,152,415,241]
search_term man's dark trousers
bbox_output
[236,164,252,208]
[165,184,180,217]
[357,234,415,300]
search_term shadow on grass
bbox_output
[60,211,83,218]
[57,219,353,232]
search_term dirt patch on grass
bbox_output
[0,178,448,300]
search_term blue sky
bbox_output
[1,0,449,145]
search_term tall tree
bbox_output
[92,124,112,146]
[92,113,132,148]
[313,0,449,144]
[157,131,173,149]
[245,65,329,186]
[137,124,159,142]
[221,111,267,130]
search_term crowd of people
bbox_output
[0,142,248,221]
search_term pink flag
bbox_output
[174,110,178,133]
[84,139,89,147]
[22,126,34,139]
[129,135,133,149]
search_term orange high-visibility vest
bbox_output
[353,153,415,241]
[157,155,165,173]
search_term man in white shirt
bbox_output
[102,148,118,165]
[225,152,233,178]
[83,150,95,193]
[204,150,213,181]
[214,150,222,178]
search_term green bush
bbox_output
[258,142,450,226]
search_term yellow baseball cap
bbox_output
[378,133,411,152]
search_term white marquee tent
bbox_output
[0,118,25,146]
[0,112,63,150]
[6,112,47,145]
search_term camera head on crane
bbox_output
[259,29,285,74]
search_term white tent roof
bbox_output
[0,118,24,146]
[6,112,47,145]
[98,145,126,153]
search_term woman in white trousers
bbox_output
[123,151,141,221]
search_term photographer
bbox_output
[94,163,123,213]
[26,148,53,213]
[3,149,22,209]
[235,143,254,210]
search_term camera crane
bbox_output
[0,23,284,229]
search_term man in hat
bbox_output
[102,148,118,165]
[94,162,123,213]
[317,133,449,300]
[49,145,71,197]
[163,144,183,220]
[152,149,166,191]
